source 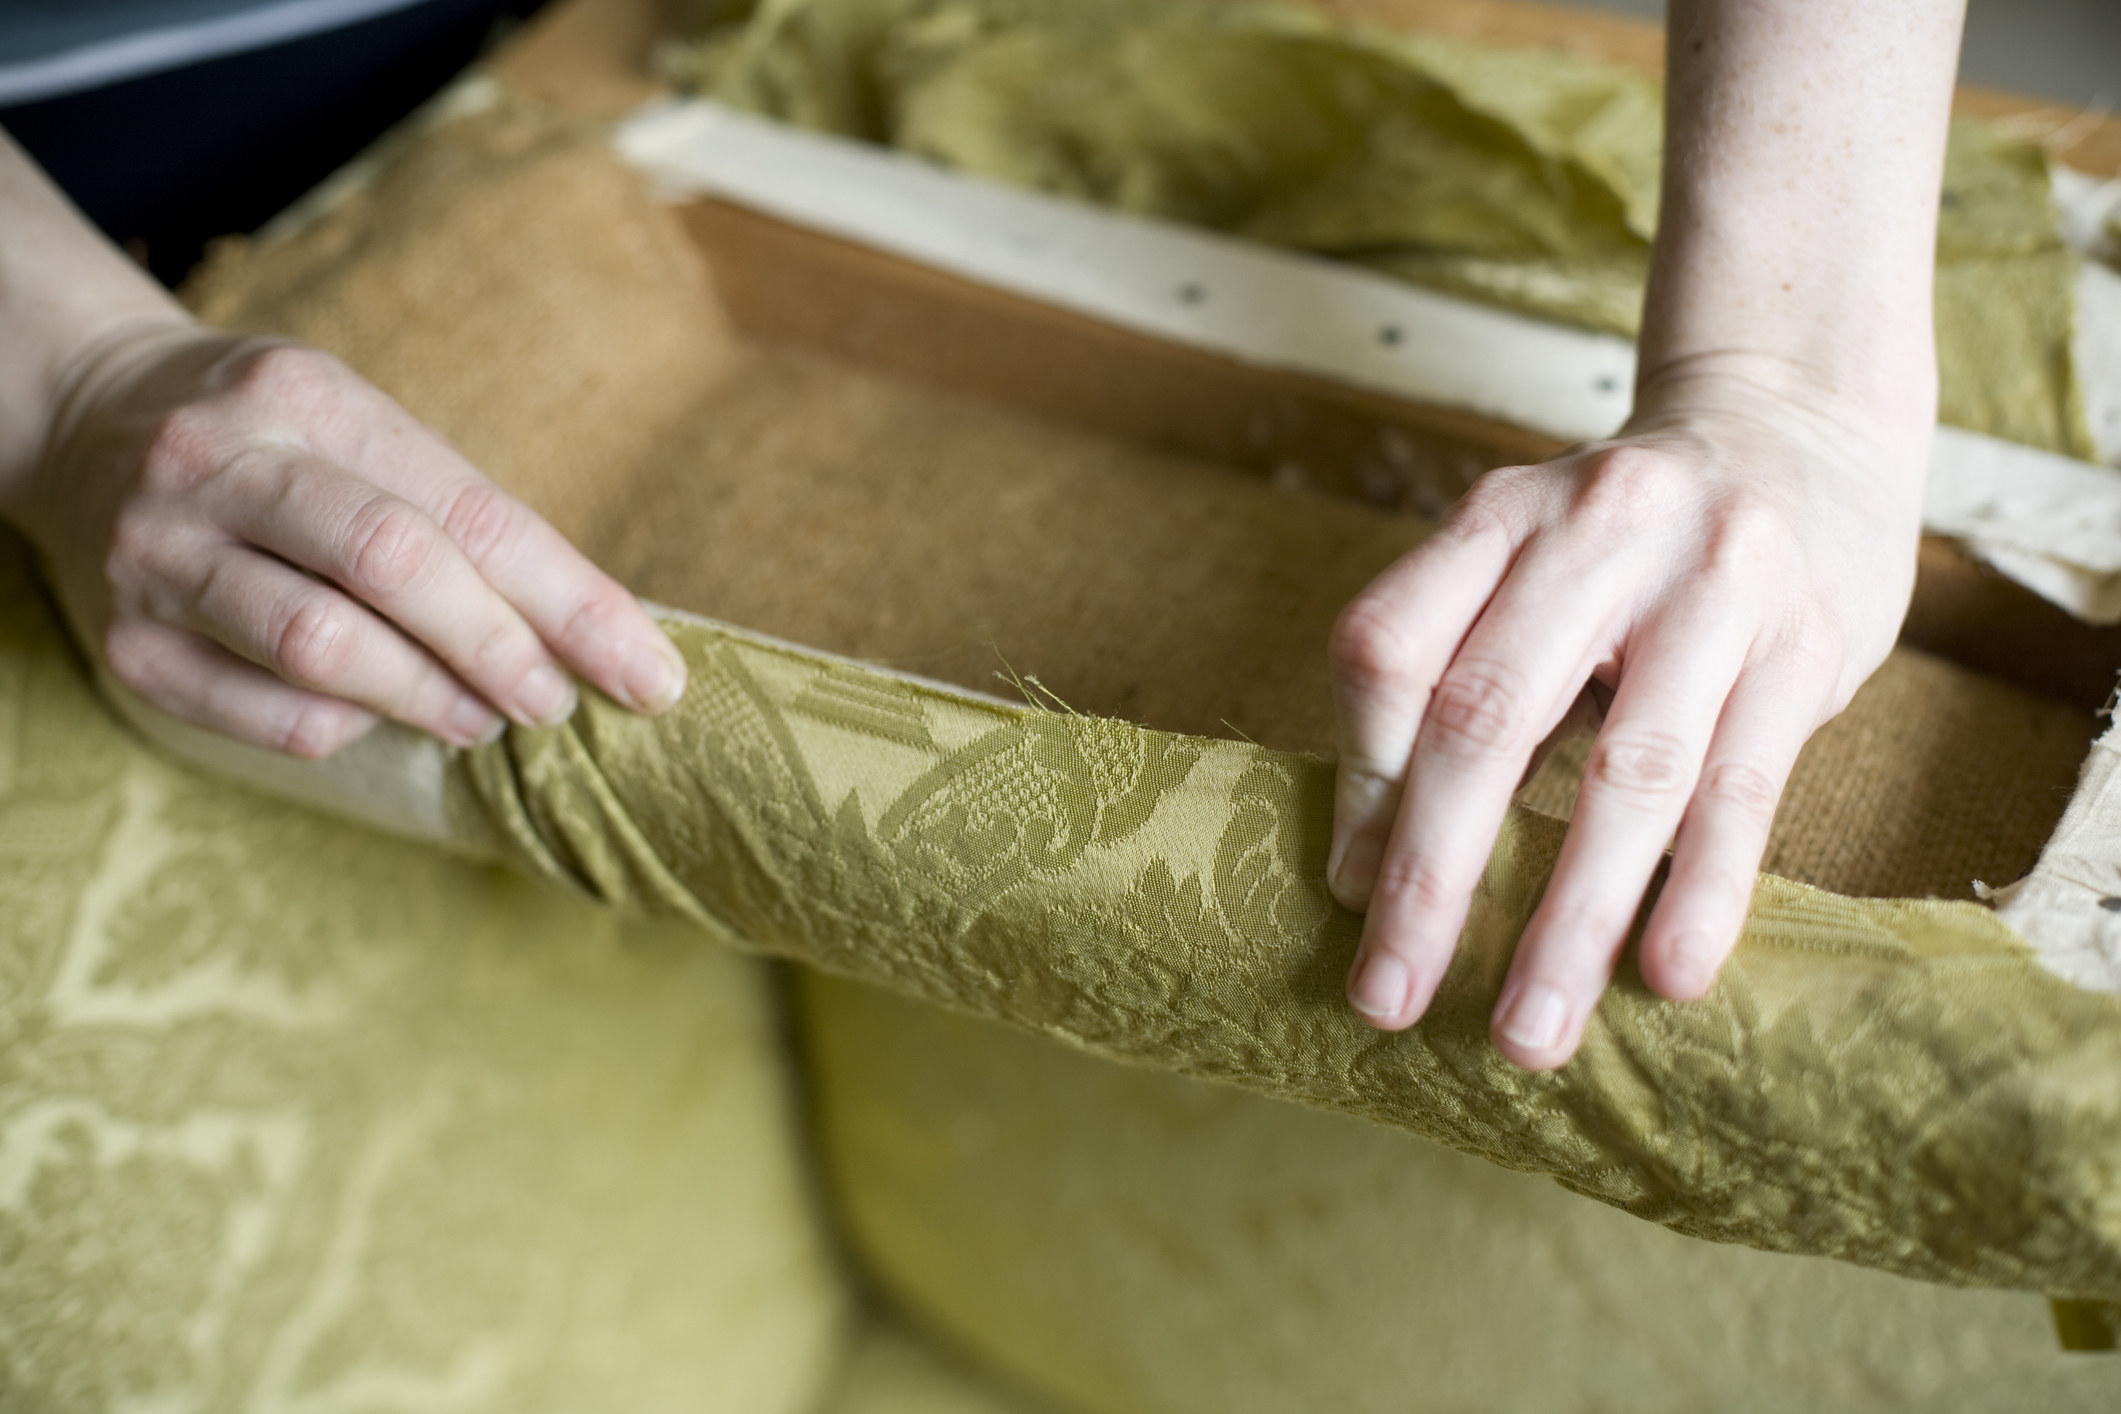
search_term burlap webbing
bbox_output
[184,105,2097,904]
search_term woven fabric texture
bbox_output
[0,531,850,1410]
[800,970,2121,1413]
[683,0,2096,457]
[453,612,2121,1304]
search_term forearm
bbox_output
[1642,0,1965,456]
[0,128,189,521]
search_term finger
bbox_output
[1327,491,1524,909]
[421,477,687,715]
[1636,665,1815,1003]
[318,406,685,716]
[177,542,503,748]
[212,454,578,729]
[104,618,379,759]
[1344,545,1624,1030]
[1490,612,1751,1070]
[1518,681,1609,794]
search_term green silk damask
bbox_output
[456,615,2121,1308]
[0,534,849,1410]
[682,0,2096,458]
[800,972,2121,1410]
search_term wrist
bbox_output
[0,300,193,530]
[1629,347,1937,480]
[0,129,191,523]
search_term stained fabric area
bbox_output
[0,0,549,284]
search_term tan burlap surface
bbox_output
[185,105,2096,904]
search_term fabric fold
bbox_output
[454,612,2121,1307]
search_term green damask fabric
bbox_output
[456,615,2121,1307]
[680,0,2095,457]
[0,533,851,1410]
[801,971,2121,1412]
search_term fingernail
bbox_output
[1331,832,1385,909]
[1499,983,1569,1053]
[517,665,577,727]
[623,639,686,714]
[1349,952,1412,1020]
[447,695,502,747]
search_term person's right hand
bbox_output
[12,319,687,757]
[1327,373,1924,1070]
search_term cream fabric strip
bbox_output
[95,666,462,846]
[614,100,1643,445]
[1996,717,2121,994]
[615,101,2121,621]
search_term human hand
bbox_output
[10,320,686,757]
[1326,373,1925,1069]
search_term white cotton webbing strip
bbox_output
[614,101,2121,624]
[96,667,463,847]
[1998,716,2121,994]
[614,101,1641,449]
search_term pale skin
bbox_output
[1332,0,1965,1068]
[0,128,686,758]
[2,0,1961,1071]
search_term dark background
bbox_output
[5,0,2111,289]
[1580,0,2121,110]
[1,0,550,286]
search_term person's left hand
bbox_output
[14,321,686,757]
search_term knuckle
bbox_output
[234,343,344,410]
[1425,660,1528,757]
[462,616,539,683]
[140,405,224,490]
[272,595,359,687]
[101,621,168,694]
[1698,760,1782,823]
[1774,618,1852,693]
[1583,729,1694,803]
[556,587,631,652]
[1370,852,1457,916]
[437,484,528,569]
[1443,479,1527,545]
[1328,601,1415,696]
[102,509,162,590]
[279,700,360,759]
[344,499,439,598]
[1574,446,1686,529]
[1532,894,1633,954]
[1699,494,1793,582]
